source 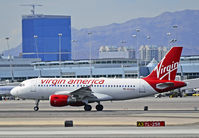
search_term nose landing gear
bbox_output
[34,99,40,111]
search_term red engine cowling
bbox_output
[50,95,84,107]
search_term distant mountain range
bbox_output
[3,44,22,57]
[72,9,199,59]
[5,9,199,59]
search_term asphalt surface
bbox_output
[0,96,199,137]
[1,126,199,138]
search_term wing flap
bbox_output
[92,93,113,101]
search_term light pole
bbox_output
[72,40,78,60]
[169,39,177,46]
[166,32,171,47]
[120,40,127,78]
[132,34,136,60]
[136,29,140,78]
[135,29,140,56]
[58,33,62,78]
[5,37,14,82]
[146,35,151,65]
[172,25,178,45]
[34,35,38,58]
[88,32,92,78]
[147,35,151,42]
[132,28,140,78]
[34,35,41,77]
[146,35,151,47]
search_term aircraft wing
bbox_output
[70,86,94,99]
[54,86,113,102]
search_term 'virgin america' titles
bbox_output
[68,79,105,84]
[41,79,105,85]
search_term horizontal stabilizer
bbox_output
[156,82,174,89]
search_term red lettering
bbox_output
[41,79,67,85]
[58,80,63,84]
[41,80,47,84]
[87,80,91,84]
[99,80,105,84]
[47,79,52,84]
[68,80,74,84]
[76,80,82,84]
[94,80,99,84]
[66,79,105,85]
[52,80,58,85]
[82,80,87,84]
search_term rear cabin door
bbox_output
[139,82,146,96]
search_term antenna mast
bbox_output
[21,4,43,15]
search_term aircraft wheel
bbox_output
[34,106,39,111]
[96,104,103,111]
[84,105,92,111]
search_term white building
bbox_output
[139,45,169,62]
[139,45,158,61]
[99,46,136,59]
[158,46,169,61]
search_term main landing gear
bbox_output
[84,102,104,111]
[84,104,92,111]
[34,100,40,111]
[96,104,103,111]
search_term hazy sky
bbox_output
[0,0,199,53]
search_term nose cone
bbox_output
[10,87,18,96]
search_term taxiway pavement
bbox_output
[0,97,199,137]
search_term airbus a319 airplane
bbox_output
[11,47,186,111]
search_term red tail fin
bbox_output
[144,47,183,80]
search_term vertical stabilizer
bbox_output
[144,47,183,81]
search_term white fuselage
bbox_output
[11,78,157,102]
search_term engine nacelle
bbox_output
[50,95,84,107]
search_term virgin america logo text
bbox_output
[41,79,105,85]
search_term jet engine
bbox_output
[50,95,84,107]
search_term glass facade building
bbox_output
[22,15,71,61]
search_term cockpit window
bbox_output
[19,83,25,87]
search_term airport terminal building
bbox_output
[0,55,199,82]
